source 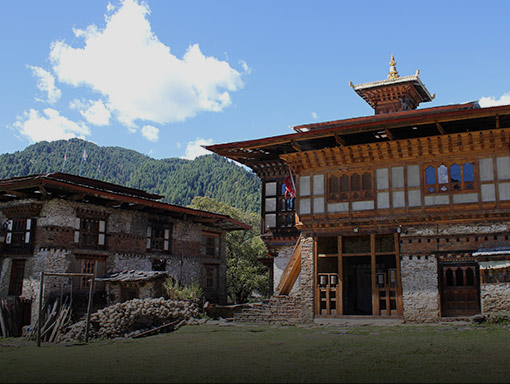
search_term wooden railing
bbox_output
[275,235,302,295]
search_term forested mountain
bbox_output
[0,139,260,213]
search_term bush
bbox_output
[164,279,203,302]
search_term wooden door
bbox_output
[8,259,25,296]
[440,262,480,317]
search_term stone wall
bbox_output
[481,283,510,313]
[299,236,314,323]
[0,197,231,319]
[400,255,440,322]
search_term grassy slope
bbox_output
[1,323,510,383]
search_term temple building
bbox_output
[207,56,510,322]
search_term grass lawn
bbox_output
[1,322,509,383]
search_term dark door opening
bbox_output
[343,256,372,315]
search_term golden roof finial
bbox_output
[388,54,399,80]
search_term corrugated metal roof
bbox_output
[96,270,168,282]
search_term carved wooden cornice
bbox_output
[251,159,288,178]
[1,203,43,218]
[281,128,510,174]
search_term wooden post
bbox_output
[37,271,44,347]
[337,235,343,316]
[314,237,320,316]
[395,233,404,316]
[371,234,377,316]
[85,276,95,343]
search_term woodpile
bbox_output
[0,297,32,337]
[58,297,202,342]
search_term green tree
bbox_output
[188,196,269,303]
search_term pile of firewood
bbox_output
[27,297,73,343]
[58,298,202,342]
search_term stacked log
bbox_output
[58,297,202,342]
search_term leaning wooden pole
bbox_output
[85,277,95,343]
[37,272,44,347]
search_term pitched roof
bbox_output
[0,172,249,231]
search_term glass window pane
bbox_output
[426,166,436,185]
[438,165,448,184]
[451,164,461,183]
[463,163,474,182]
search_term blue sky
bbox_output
[1,0,509,161]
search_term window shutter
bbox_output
[146,226,152,249]
[163,228,170,251]
[25,219,32,244]
[98,220,106,245]
[5,220,13,244]
[74,218,81,243]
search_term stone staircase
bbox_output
[233,294,303,325]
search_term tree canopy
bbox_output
[0,139,261,213]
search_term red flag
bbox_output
[284,167,296,198]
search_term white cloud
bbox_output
[239,59,252,75]
[479,93,510,108]
[49,0,245,128]
[141,124,159,142]
[27,65,61,104]
[181,137,214,160]
[70,99,111,126]
[311,112,318,120]
[12,108,90,143]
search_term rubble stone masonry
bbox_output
[299,236,314,322]
[400,254,440,322]
[481,283,510,313]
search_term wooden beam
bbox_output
[334,133,348,146]
[39,186,49,199]
[436,122,445,135]
[496,115,500,130]
[290,140,303,152]
[384,128,395,140]
[5,189,30,198]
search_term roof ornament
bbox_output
[387,54,399,80]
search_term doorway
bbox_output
[343,256,372,315]
[439,262,480,317]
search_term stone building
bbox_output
[0,172,247,324]
[207,56,510,323]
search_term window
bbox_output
[147,223,172,253]
[8,259,25,296]
[202,232,220,257]
[74,217,106,248]
[328,172,373,202]
[205,265,218,290]
[78,257,105,289]
[425,162,476,193]
[5,218,34,249]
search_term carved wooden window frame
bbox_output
[202,231,220,258]
[5,218,35,248]
[423,161,478,194]
[146,222,172,254]
[74,217,106,249]
[327,171,374,202]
